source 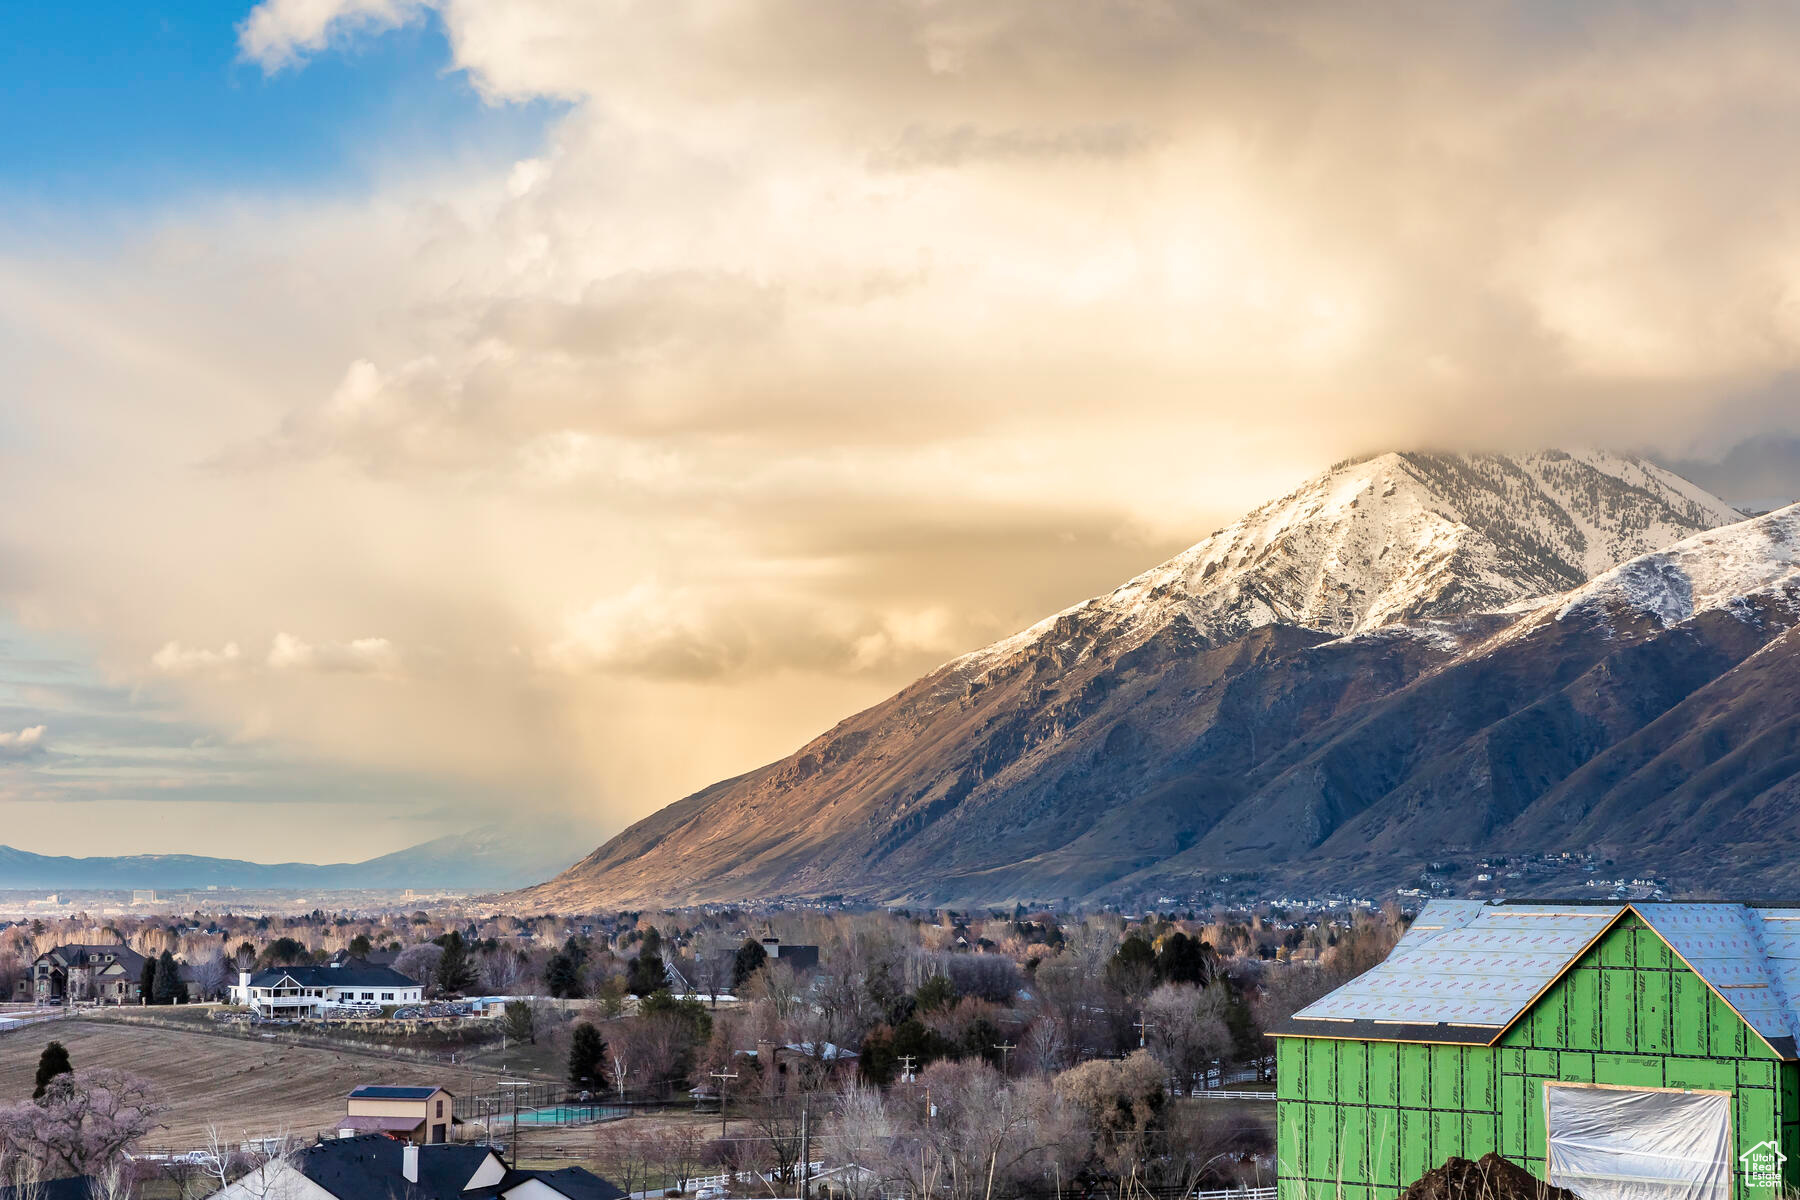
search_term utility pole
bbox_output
[799,1104,811,1200]
[1134,1012,1154,1049]
[710,1069,739,1138]
[898,1053,917,1084]
[992,1041,1015,1076]
[497,1080,530,1169]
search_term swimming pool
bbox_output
[504,1104,628,1125]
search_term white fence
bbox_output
[1187,1089,1275,1102]
[683,1161,827,1193]
[1192,1188,1276,1200]
[0,1010,65,1037]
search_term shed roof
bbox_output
[348,1085,443,1100]
[1283,900,1800,1058]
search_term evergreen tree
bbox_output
[139,956,157,1002]
[1106,932,1158,996]
[626,950,665,997]
[348,934,372,958]
[503,999,537,1044]
[153,950,183,1005]
[545,952,586,999]
[33,1040,72,1099]
[1155,931,1215,986]
[258,936,308,966]
[731,939,767,988]
[568,1022,608,1091]
[434,930,478,996]
[913,973,957,1014]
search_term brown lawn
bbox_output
[0,1019,526,1149]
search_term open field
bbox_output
[0,1019,529,1147]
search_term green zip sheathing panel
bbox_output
[1275,914,1797,1200]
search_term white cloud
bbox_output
[151,641,244,678]
[237,0,427,70]
[0,725,47,758]
[151,636,399,679]
[266,632,402,677]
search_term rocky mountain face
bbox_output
[514,451,1792,909]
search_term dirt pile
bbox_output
[1400,1154,1578,1200]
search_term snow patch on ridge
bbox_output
[1555,504,1800,629]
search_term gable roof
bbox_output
[286,1135,625,1200]
[1282,900,1800,1058]
[37,943,146,971]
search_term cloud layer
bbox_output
[4,0,1800,853]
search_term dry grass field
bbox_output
[0,1019,526,1148]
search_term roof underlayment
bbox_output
[1288,900,1800,1056]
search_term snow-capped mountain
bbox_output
[512,451,1779,911]
[968,449,1740,665]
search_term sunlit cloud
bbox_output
[4,0,1800,854]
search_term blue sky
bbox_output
[0,1,558,210]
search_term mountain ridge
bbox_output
[513,449,1772,909]
[0,823,593,892]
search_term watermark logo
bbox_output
[1739,1140,1787,1189]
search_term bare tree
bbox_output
[90,1152,135,1200]
[2,1069,165,1177]
[203,1127,297,1200]
[1143,982,1232,1092]
[393,943,445,993]
[824,1082,894,1200]
[188,952,230,1002]
[592,1124,657,1197]
[481,948,527,994]
[744,960,803,1019]
[0,1141,47,1200]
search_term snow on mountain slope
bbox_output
[1547,502,1800,630]
[962,450,1740,675]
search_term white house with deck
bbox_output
[229,960,422,1017]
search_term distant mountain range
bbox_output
[0,824,593,893]
[510,450,1800,908]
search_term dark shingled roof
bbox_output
[287,1136,626,1200]
[36,943,146,971]
[0,1178,97,1200]
[248,963,420,989]
[347,1085,442,1100]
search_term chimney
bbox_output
[403,1143,419,1184]
[761,935,780,959]
[238,969,252,998]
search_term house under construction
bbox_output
[1273,901,1800,1200]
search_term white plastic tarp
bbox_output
[1545,1084,1733,1200]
